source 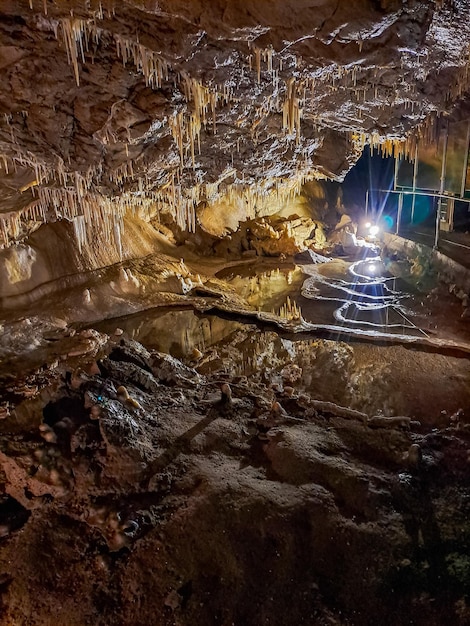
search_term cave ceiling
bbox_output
[1,0,470,250]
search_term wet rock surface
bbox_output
[0,329,470,625]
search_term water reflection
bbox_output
[216,264,305,313]
[301,256,427,336]
[96,255,427,362]
[216,257,426,336]
[95,308,245,359]
[93,307,470,421]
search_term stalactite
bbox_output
[211,92,217,135]
[169,111,185,167]
[349,125,435,164]
[446,45,470,101]
[58,20,170,91]
[263,47,273,73]
[186,113,201,169]
[248,46,279,85]
[114,34,169,90]
[181,74,223,137]
[255,48,261,84]
[113,214,123,260]
[282,78,302,144]
[73,215,87,254]
[0,154,9,174]
[60,18,89,86]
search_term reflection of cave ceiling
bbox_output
[1,0,470,250]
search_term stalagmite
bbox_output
[279,296,302,321]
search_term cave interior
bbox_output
[2,1,470,625]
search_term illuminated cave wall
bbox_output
[1,0,470,295]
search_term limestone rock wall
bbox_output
[0,216,165,306]
[0,0,470,262]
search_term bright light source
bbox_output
[368,264,376,273]
[369,225,379,237]
[365,221,371,229]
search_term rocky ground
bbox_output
[0,323,470,625]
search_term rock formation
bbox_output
[2,1,470,624]
[1,1,470,270]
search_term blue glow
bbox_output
[411,196,432,223]
[383,215,394,229]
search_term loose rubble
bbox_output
[0,329,469,625]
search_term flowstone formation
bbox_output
[1,0,470,267]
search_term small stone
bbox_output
[90,405,101,420]
[164,590,181,610]
[83,392,95,409]
[33,449,45,461]
[0,525,9,538]
[220,383,233,406]
[271,400,288,417]
[48,469,61,485]
[39,424,57,444]
[190,347,203,360]
[406,444,422,468]
[0,405,10,420]
[108,532,127,552]
[280,364,302,385]
[71,368,87,389]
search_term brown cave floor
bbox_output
[0,327,470,625]
[1,252,470,625]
